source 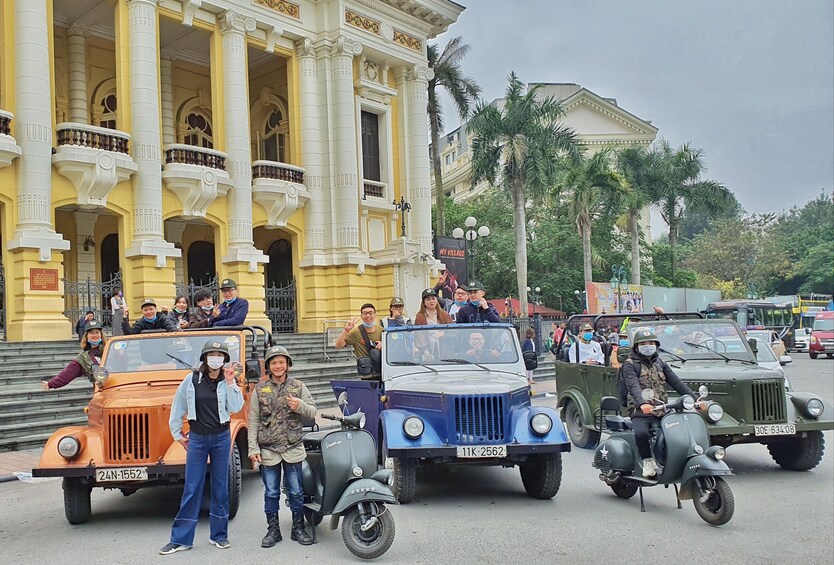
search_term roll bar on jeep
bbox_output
[555,312,704,351]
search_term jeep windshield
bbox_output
[628,320,757,363]
[385,325,519,368]
[103,334,242,373]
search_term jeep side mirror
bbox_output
[523,350,538,371]
[779,355,792,366]
[245,359,261,382]
[748,338,759,357]
[356,357,374,376]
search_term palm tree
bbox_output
[648,140,734,283]
[427,36,481,236]
[468,72,579,315]
[556,150,629,283]
[615,146,655,285]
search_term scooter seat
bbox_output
[303,430,330,450]
[605,415,633,431]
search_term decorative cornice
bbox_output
[345,9,380,35]
[393,29,422,52]
[352,0,450,37]
[253,0,300,20]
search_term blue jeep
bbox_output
[331,323,571,503]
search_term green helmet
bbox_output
[632,329,659,346]
[200,340,230,362]
[265,345,293,367]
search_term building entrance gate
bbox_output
[266,279,296,333]
[63,272,123,332]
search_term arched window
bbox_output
[99,94,117,129]
[183,112,213,149]
[261,109,286,163]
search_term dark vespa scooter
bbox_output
[299,393,397,559]
[591,386,735,526]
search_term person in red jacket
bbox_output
[41,320,106,390]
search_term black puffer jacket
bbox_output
[122,314,179,335]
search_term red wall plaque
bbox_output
[30,268,59,291]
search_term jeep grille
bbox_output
[751,380,786,423]
[454,395,505,443]
[106,410,151,463]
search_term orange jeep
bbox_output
[32,326,271,524]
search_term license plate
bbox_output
[95,467,148,482]
[754,424,796,436]
[456,445,507,458]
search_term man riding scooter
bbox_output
[620,329,700,477]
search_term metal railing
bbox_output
[164,143,227,170]
[175,275,219,306]
[55,122,130,154]
[63,272,123,332]
[266,279,296,334]
[252,160,305,184]
[0,109,12,136]
[362,180,385,199]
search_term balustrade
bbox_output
[164,144,227,170]
[252,160,305,184]
[56,123,130,154]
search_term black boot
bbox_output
[290,512,314,545]
[261,513,282,548]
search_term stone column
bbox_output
[74,211,98,282]
[217,10,269,329]
[7,0,71,341]
[160,51,175,146]
[401,65,433,254]
[67,26,89,124]
[296,38,329,262]
[329,35,362,253]
[165,220,186,284]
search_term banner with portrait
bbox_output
[585,282,644,314]
[434,236,467,300]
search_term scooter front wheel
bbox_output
[341,503,396,559]
[692,476,734,526]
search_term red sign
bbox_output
[30,268,59,291]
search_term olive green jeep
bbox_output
[554,313,833,471]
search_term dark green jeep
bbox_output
[554,313,834,471]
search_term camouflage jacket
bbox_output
[621,354,694,416]
[247,376,316,465]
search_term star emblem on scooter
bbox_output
[600,446,609,460]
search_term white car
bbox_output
[790,327,811,352]
[751,336,792,390]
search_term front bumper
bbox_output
[387,442,571,460]
[32,463,186,481]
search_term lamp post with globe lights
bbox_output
[526,286,542,315]
[452,216,490,283]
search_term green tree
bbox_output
[468,72,579,315]
[647,140,734,285]
[615,146,655,285]
[555,150,629,283]
[427,36,480,237]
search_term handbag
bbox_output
[358,325,382,377]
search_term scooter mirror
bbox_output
[641,389,654,402]
[337,391,348,406]
[698,385,709,398]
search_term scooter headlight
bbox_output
[706,403,724,423]
[57,436,81,459]
[530,413,553,435]
[403,416,424,439]
[706,446,726,460]
[681,395,695,410]
[806,398,824,418]
[358,413,367,429]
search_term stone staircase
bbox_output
[0,334,555,452]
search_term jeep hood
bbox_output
[94,382,179,409]
[670,360,785,381]
[385,370,527,395]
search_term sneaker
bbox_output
[159,543,190,555]
[642,458,657,478]
[211,539,231,549]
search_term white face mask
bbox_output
[638,344,657,357]
[206,355,225,370]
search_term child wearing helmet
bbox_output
[248,345,317,548]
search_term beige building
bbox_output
[0,0,463,342]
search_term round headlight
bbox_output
[806,398,824,418]
[403,416,424,439]
[530,413,553,435]
[709,446,726,460]
[707,403,724,423]
[682,395,695,410]
[358,413,367,429]
[57,436,81,459]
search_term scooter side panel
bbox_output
[595,435,636,473]
[331,478,398,515]
[318,429,377,514]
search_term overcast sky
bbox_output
[434,0,834,219]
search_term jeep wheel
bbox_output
[520,453,562,499]
[809,352,818,359]
[564,401,600,449]
[391,457,417,504]
[767,431,825,471]
[63,477,91,525]
[610,480,639,499]
[228,442,242,518]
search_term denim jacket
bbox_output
[169,371,245,440]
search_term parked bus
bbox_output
[703,300,794,338]
[766,294,832,350]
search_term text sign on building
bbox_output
[30,268,59,291]
[434,236,467,299]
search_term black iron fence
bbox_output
[175,275,219,307]
[63,272,122,332]
[502,314,567,354]
[267,279,296,334]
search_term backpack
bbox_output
[616,359,633,408]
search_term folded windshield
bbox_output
[628,321,754,360]
[103,334,242,373]
[385,326,519,366]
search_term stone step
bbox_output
[0,432,56,453]
[0,415,89,440]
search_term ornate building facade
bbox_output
[0,0,462,341]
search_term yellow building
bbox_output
[0,0,462,341]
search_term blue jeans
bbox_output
[169,430,231,546]
[260,460,304,515]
